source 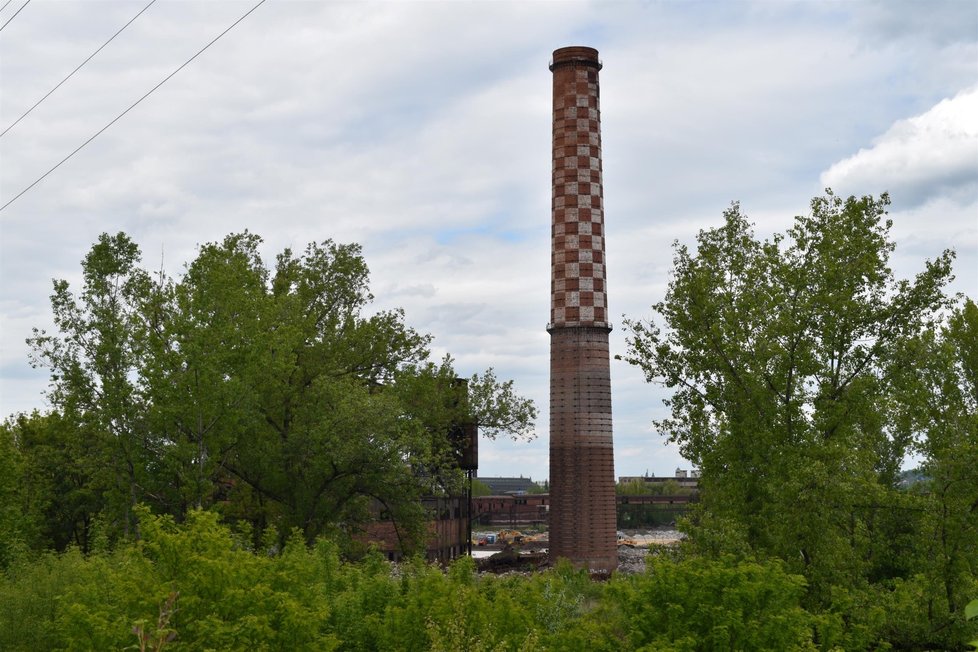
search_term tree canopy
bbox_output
[622,190,977,648]
[13,231,536,554]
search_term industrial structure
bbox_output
[476,476,540,495]
[619,471,701,492]
[471,493,692,529]
[547,46,618,572]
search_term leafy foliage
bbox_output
[6,200,976,649]
[0,422,30,568]
[16,232,535,555]
[0,508,837,651]
[621,191,976,647]
[606,556,815,651]
[27,233,157,539]
[968,599,978,650]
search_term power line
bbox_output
[0,0,30,33]
[0,1,14,14]
[1,0,158,139]
[0,0,267,213]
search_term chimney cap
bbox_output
[549,46,602,71]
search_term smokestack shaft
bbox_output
[548,46,617,573]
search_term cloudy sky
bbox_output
[1,0,975,482]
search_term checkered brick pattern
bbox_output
[547,46,618,574]
[550,50,608,329]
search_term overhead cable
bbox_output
[0,0,267,213]
[1,0,158,139]
[0,0,30,33]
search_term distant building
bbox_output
[619,471,699,491]
[471,493,695,529]
[362,495,469,563]
[477,476,539,495]
[473,493,550,527]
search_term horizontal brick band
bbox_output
[549,324,617,571]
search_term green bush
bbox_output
[0,507,342,650]
[14,507,968,651]
[597,555,816,651]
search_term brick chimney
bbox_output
[548,46,617,572]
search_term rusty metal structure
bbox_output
[547,46,617,572]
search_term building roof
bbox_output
[477,476,537,494]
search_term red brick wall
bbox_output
[473,494,549,526]
[360,496,468,564]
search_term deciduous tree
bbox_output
[28,233,158,538]
[889,299,978,645]
[621,191,958,605]
[26,231,537,552]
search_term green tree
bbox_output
[26,231,536,554]
[887,299,978,647]
[471,479,493,497]
[621,191,956,602]
[28,233,158,539]
[526,482,548,495]
[1,411,105,553]
[0,420,30,567]
[140,233,262,515]
[163,235,461,548]
[616,479,648,496]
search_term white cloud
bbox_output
[821,86,978,206]
[2,0,976,480]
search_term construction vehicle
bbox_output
[496,529,526,545]
[476,529,547,546]
[617,531,640,547]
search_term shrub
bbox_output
[604,555,816,651]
